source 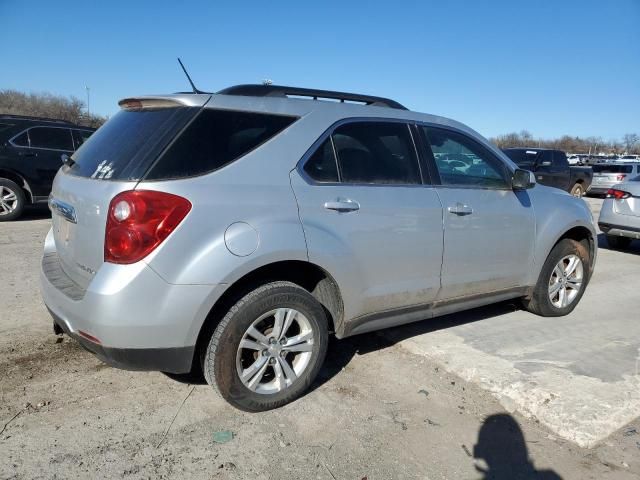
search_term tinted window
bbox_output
[553,151,568,167]
[538,151,554,167]
[331,122,420,185]
[72,129,93,150]
[424,127,508,188]
[146,110,297,180]
[12,131,30,147]
[304,139,339,182]
[502,149,539,168]
[68,107,196,180]
[28,127,73,150]
[592,165,633,174]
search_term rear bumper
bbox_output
[598,223,640,239]
[40,228,224,373]
[598,198,640,239]
[48,308,194,373]
[587,186,612,195]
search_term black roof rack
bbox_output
[0,114,74,125]
[217,84,407,110]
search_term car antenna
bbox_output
[177,57,204,94]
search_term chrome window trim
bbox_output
[8,126,75,152]
[296,117,430,188]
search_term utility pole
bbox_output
[85,86,90,119]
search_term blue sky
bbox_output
[1,0,638,140]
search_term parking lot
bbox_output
[1,198,639,479]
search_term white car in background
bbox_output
[599,174,640,249]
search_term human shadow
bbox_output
[473,414,562,480]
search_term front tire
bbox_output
[523,239,590,317]
[0,178,26,221]
[203,281,329,412]
[607,235,632,250]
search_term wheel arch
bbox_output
[193,260,344,370]
[549,224,596,276]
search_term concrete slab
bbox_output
[384,197,640,448]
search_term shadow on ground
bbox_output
[597,232,640,255]
[16,204,51,221]
[167,299,521,390]
[472,414,562,479]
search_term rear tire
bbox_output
[203,281,329,412]
[607,235,632,250]
[570,183,584,197]
[0,178,26,222]
[523,239,590,317]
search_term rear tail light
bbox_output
[616,174,627,181]
[105,190,191,264]
[606,188,631,200]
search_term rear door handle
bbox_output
[448,203,473,216]
[324,199,360,212]
[18,151,37,157]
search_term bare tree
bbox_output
[490,131,640,154]
[622,133,640,154]
[0,90,106,128]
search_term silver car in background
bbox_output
[598,174,640,249]
[40,84,597,411]
[588,162,640,196]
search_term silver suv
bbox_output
[40,85,597,411]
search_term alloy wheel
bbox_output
[0,186,18,216]
[236,308,314,394]
[548,254,584,308]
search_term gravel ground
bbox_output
[1,203,639,480]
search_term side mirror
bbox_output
[512,169,536,190]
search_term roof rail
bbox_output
[217,84,408,110]
[0,114,74,124]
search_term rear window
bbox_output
[592,165,633,174]
[67,107,197,180]
[144,109,297,180]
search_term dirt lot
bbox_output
[1,201,639,480]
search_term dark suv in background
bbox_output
[0,115,95,221]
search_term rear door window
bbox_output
[331,122,421,185]
[553,151,568,168]
[303,139,339,182]
[28,127,73,151]
[145,110,297,180]
[11,131,30,147]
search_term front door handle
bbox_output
[18,151,37,157]
[448,203,473,216]
[324,199,360,212]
